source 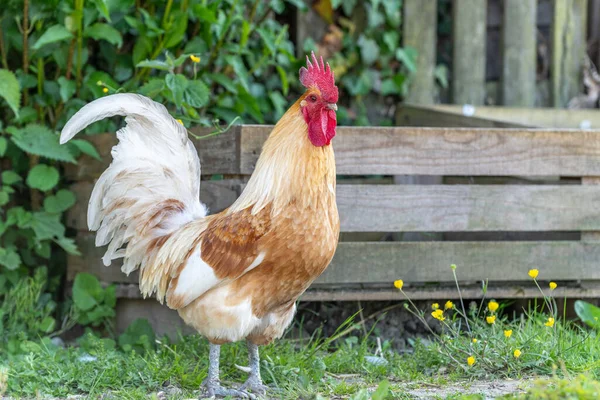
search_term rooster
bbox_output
[60,52,340,398]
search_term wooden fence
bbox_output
[66,125,600,310]
[403,0,588,108]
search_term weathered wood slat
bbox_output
[552,0,588,107]
[396,104,533,128]
[403,0,437,105]
[501,0,536,107]
[414,104,600,129]
[337,184,600,232]
[241,126,600,176]
[69,239,600,284]
[452,0,487,105]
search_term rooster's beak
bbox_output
[327,103,338,111]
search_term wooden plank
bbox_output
[552,0,588,107]
[396,104,533,128]
[422,104,600,129]
[239,126,600,177]
[502,0,537,106]
[64,126,241,181]
[452,0,487,104]
[337,184,600,232]
[66,179,242,231]
[319,241,600,284]
[403,0,437,104]
[582,176,600,241]
[69,239,600,284]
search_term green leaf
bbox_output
[55,237,80,255]
[396,47,418,73]
[166,74,189,108]
[184,80,209,108]
[575,300,600,330]
[205,73,237,94]
[371,380,390,400]
[2,170,22,186]
[139,79,166,97]
[133,36,153,66]
[225,56,249,91]
[164,11,188,48]
[0,137,7,156]
[58,77,77,102]
[26,165,60,192]
[39,316,56,333]
[30,212,65,240]
[73,273,103,311]
[276,66,289,95]
[33,25,74,50]
[10,124,76,163]
[136,59,172,71]
[0,191,8,206]
[104,284,116,308]
[91,0,111,22]
[69,139,101,160]
[0,69,21,117]
[35,241,51,259]
[0,247,21,270]
[84,23,123,48]
[358,35,380,66]
[44,189,76,213]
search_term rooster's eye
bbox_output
[309,95,317,102]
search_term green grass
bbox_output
[2,311,600,399]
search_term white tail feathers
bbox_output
[60,93,207,281]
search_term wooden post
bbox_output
[403,0,437,105]
[502,0,537,106]
[452,0,487,105]
[552,0,588,107]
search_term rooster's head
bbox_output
[299,52,338,147]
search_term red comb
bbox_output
[299,51,338,103]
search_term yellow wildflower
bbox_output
[545,317,555,327]
[431,303,439,310]
[528,269,539,279]
[176,119,183,125]
[486,315,496,324]
[444,300,454,310]
[190,55,201,63]
[504,329,513,338]
[394,279,403,290]
[513,349,522,358]
[549,282,557,290]
[431,309,445,321]
[467,356,475,366]
[472,338,478,343]
[102,87,108,94]
[488,300,499,313]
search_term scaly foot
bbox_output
[201,379,256,399]
[238,375,269,397]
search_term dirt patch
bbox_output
[399,379,530,399]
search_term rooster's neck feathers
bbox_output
[229,98,336,216]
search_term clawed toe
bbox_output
[201,380,256,399]
[239,379,269,396]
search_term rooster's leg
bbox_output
[201,343,255,399]
[239,341,269,395]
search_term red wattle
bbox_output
[307,108,336,147]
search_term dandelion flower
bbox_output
[176,119,183,125]
[528,269,539,279]
[102,87,109,94]
[190,55,201,63]
[472,338,478,343]
[431,309,445,321]
[504,329,512,338]
[486,315,496,324]
[488,300,499,313]
[545,317,555,327]
[431,303,439,310]
[549,282,557,290]
[444,300,454,310]
[467,356,475,366]
[513,349,522,358]
[394,279,404,290]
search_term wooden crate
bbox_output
[66,125,600,308]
